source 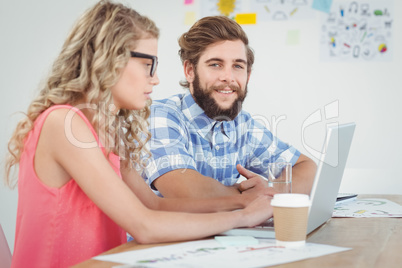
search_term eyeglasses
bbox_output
[130,51,158,77]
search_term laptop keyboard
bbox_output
[255,218,274,228]
[219,217,276,238]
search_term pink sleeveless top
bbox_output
[12,105,127,268]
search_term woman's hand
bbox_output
[239,195,273,228]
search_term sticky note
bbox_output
[312,0,333,13]
[286,30,300,45]
[184,0,194,5]
[214,236,259,246]
[234,13,257,25]
[184,11,196,25]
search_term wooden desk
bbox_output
[73,195,402,268]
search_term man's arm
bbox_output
[153,169,239,198]
[291,153,317,194]
[152,167,276,208]
[152,153,315,199]
[122,166,247,212]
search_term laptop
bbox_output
[221,122,356,238]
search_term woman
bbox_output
[4,1,272,267]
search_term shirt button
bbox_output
[215,145,220,150]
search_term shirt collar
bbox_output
[181,91,237,141]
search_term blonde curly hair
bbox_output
[5,0,159,187]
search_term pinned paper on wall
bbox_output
[251,0,315,21]
[312,0,333,13]
[201,0,243,18]
[184,11,197,25]
[319,0,394,62]
[286,30,300,45]
[235,13,257,25]
[184,0,194,5]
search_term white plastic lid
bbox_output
[271,193,310,207]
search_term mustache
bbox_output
[209,84,241,92]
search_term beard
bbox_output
[191,73,248,121]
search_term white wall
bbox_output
[1,0,401,253]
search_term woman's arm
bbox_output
[41,109,272,244]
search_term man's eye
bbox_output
[235,64,245,69]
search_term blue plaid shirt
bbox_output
[142,91,300,195]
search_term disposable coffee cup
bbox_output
[271,193,310,248]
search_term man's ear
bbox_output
[247,70,251,83]
[184,60,195,83]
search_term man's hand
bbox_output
[236,164,278,197]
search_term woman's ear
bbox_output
[183,60,195,83]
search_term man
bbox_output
[142,16,316,207]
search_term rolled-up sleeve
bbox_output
[244,119,300,178]
[143,104,197,189]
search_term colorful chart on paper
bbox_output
[333,198,402,217]
[94,239,350,267]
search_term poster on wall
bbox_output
[201,0,315,21]
[320,0,393,62]
[251,0,315,21]
[201,0,244,18]
[200,0,258,25]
